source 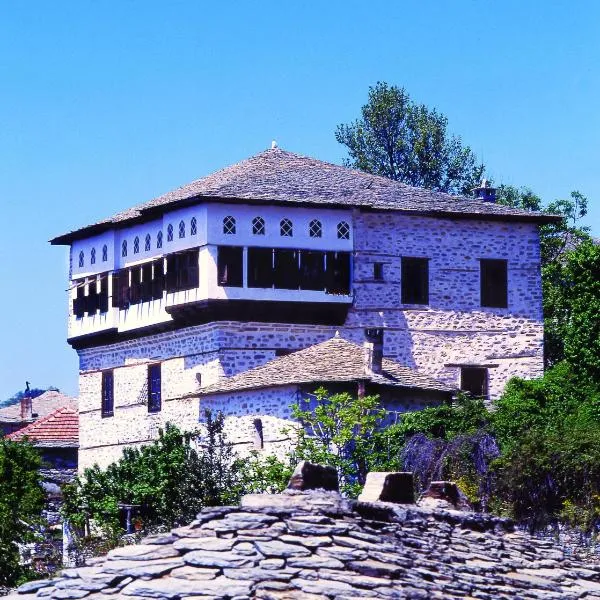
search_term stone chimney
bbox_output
[363,328,384,375]
[21,395,33,420]
[473,179,496,203]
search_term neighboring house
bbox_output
[0,390,77,436]
[50,146,560,470]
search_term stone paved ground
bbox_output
[10,490,600,599]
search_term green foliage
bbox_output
[0,439,45,587]
[290,388,394,497]
[237,452,294,495]
[336,82,484,195]
[63,414,242,544]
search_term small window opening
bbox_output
[78,251,84,268]
[480,259,508,308]
[90,248,96,265]
[145,234,151,252]
[337,221,350,240]
[166,250,199,292]
[179,220,185,239]
[148,364,162,413]
[252,216,265,235]
[280,218,293,237]
[401,257,429,304]
[133,236,140,254]
[248,247,273,288]
[102,244,108,262]
[101,371,114,418]
[217,246,243,287]
[373,262,384,281]
[253,418,264,450]
[121,240,127,258]
[461,367,488,399]
[167,224,173,242]
[309,219,322,238]
[157,230,163,249]
[191,217,197,236]
[223,216,236,235]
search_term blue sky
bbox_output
[0,1,598,400]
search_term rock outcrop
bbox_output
[10,489,600,599]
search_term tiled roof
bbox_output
[6,406,79,447]
[0,390,78,423]
[194,335,455,396]
[51,148,560,244]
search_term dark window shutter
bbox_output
[401,258,429,304]
[480,259,508,308]
[148,364,161,413]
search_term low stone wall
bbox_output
[10,490,600,599]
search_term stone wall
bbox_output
[76,212,544,470]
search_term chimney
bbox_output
[21,395,33,420]
[473,179,496,203]
[363,328,384,375]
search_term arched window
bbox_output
[191,217,197,236]
[280,218,293,237]
[121,240,127,257]
[337,221,350,240]
[157,231,163,249]
[252,216,265,235]
[145,234,151,252]
[78,251,84,268]
[133,236,140,254]
[179,220,185,239]
[90,247,96,265]
[223,216,236,234]
[309,219,322,238]
[102,245,108,262]
[167,224,173,242]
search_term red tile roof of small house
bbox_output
[50,147,561,244]
[6,406,79,448]
[0,390,77,424]
[187,334,455,397]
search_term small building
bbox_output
[0,391,77,437]
[190,330,455,455]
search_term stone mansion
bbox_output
[51,146,559,470]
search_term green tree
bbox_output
[63,414,241,545]
[335,82,484,195]
[0,439,45,587]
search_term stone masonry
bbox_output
[10,489,600,599]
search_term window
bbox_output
[121,240,127,258]
[325,251,351,295]
[145,234,151,252]
[480,259,508,308]
[85,278,99,315]
[300,250,325,291]
[151,258,165,300]
[166,250,199,292]
[73,280,85,318]
[78,251,84,268]
[157,230,163,249]
[373,262,384,281]
[223,216,236,235]
[274,249,300,289]
[191,217,197,236]
[280,218,293,237]
[252,216,265,235]
[90,248,96,265]
[101,371,114,418]
[337,221,350,240]
[148,364,161,413]
[248,247,273,288]
[133,236,140,254]
[99,275,109,313]
[111,258,165,309]
[112,270,130,309]
[102,245,108,262]
[309,219,322,238]
[401,257,429,304]
[167,224,173,242]
[253,418,264,450]
[461,367,488,399]
[217,246,243,287]
[179,220,185,239]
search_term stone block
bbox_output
[358,472,415,504]
[418,481,472,511]
[287,461,339,492]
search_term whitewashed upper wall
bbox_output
[70,202,353,280]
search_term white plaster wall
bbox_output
[71,231,116,279]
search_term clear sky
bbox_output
[0,1,598,400]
